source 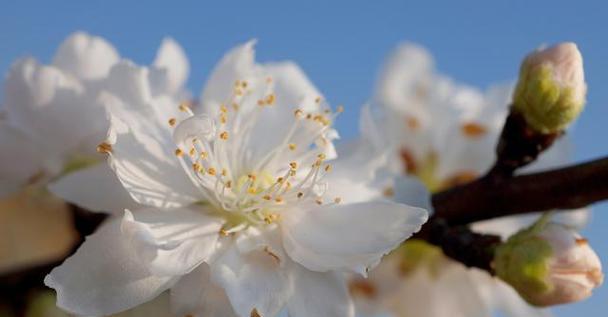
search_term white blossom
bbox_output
[44,41,428,317]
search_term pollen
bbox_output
[275,197,283,203]
[317,153,326,160]
[178,101,190,112]
[168,118,176,127]
[175,148,184,157]
[276,177,284,183]
[192,163,203,173]
[289,161,298,169]
[461,122,487,138]
[265,94,276,105]
[288,143,297,151]
[200,151,208,159]
[207,167,216,176]
[220,131,229,140]
[96,142,113,154]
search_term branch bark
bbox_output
[432,156,608,225]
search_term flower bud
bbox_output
[494,217,603,306]
[512,43,586,134]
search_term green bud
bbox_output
[513,43,586,134]
[494,215,603,306]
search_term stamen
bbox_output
[168,118,176,127]
[175,148,184,157]
[96,142,113,154]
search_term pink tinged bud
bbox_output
[513,42,587,133]
[495,220,603,307]
[536,223,603,306]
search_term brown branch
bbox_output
[432,156,608,225]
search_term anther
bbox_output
[289,162,298,169]
[168,118,176,126]
[175,148,184,157]
[334,197,342,204]
[96,142,113,154]
[265,94,276,105]
[288,143,297,151]
[220,131,229,140]
[207,167,216,176]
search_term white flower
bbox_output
[44,41,428,317]
[353,42,589,317]
[0,31,190,213]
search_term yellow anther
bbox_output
[263,195,272,201]
[289,170,297,177]
[275,197,283,203]
[265,94,276,105]
[297,192,304,198]
[285,181,292,190]
[257,99,266,106]
[175,148,184,157]
[241,81,248,88]
[248,174,257,181]
[219,228,229,236]
[288,143,297,151]
[220,114,227,124]
[334,197,342,204]
[200,151,208,159]
[220,104,228,113]
[178,101,190,112]
[315,199,323,205]
[289,162,298,169]
[264,213,279,224]
[247,187,257,194]
[192,163,203,173]
[276,177,284,183]
[221,168,227,176]
[207,167,216,176]
[96,142,113,154]
[324,164,332,172]
[294,109,303,117]
[189,147,196,156]
[317,153,327,160]
[168,118,177,127]
[337,105,345,113]
[220,131,229,140]
[225,180,232,188]
[306,114,312,119]
[315,96,322,104]
[232,102,240,111]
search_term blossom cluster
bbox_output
[0,33,602,317]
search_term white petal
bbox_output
[4,58,107,156]
[392,176,432,210]
[103,92,201,208]
[170,264,238,317]
[282,201,428,275]
[121,208,223,276]
[44,218,176,316]
[200,40,259,113]
[287,264,354,317]
[210,238,293,317]
[52,31,119,80]
[153,37,190,94]
[49,163,139,213]
[0,122,43,197]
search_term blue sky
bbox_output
[1,0,606,315]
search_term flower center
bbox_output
[170,78,343,231]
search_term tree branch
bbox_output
[432,156,608,225]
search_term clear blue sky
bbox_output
[1,0,606,315]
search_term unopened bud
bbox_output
[494,216,603,306]
[513,43,586,134]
